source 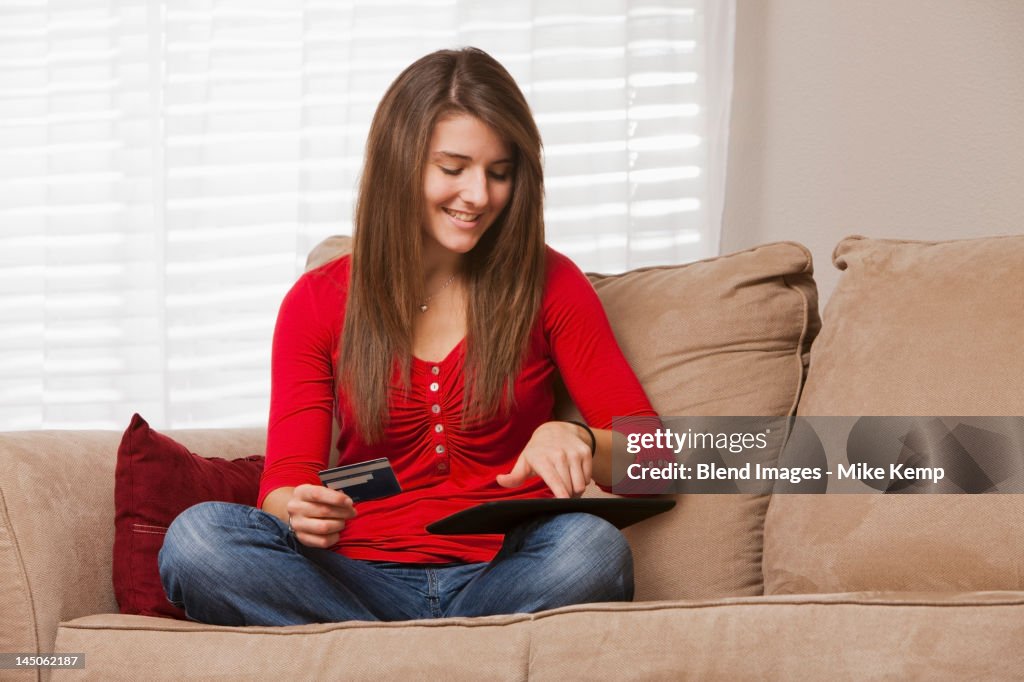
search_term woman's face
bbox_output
[421,114,513,258]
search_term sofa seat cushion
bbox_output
[55,612,533,681]
[54,593,1024,680]
[767,235,1024,595]
[527,592,1024,680]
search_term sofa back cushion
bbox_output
[578,242,819,600]
[765,235,1024,593]
[306,237,820,599]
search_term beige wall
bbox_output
[721,0,1024,302]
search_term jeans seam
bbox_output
[427,569,442,618]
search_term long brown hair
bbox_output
[340,47,546,443]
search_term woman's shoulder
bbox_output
[295,252,352,299]
[539,245,606,337]
[543,244,593,296]
[277,254,351,333]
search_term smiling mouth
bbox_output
[443,207,482,222]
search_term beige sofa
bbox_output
[3,235,1023,680]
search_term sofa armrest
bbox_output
[0,427,265,658]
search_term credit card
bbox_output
[317,457,401,502]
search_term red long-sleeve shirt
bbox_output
[258,246,657,563]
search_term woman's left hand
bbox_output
[496,421,592,498]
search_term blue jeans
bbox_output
[158,501,633,626]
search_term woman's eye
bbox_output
[438,165,509,181]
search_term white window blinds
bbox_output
[0,0,735,430]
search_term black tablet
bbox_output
[426,497,676,535]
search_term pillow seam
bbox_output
[125,419,140,614]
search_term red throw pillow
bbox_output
[113,413,264,619]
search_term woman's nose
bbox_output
[459,169,489,208]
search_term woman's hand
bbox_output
[496,421,593,498]
[285,484,357,549]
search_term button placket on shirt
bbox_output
[429,365,449,474]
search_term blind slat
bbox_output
[0,0,734,431]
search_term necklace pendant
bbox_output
[419,272,455,314]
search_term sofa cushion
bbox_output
[307,236,820,600]
[766,235,1024,594]
[55,612,533,680]
[586,241,819,418]
[306,234,352,271]
[525,592,1024,680]
[54,593,1024,680]
[304,237,819,415]
[797,234,1024,416]
[579,241,820,600]
[113,414,264,619]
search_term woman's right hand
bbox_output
[285,484,356,549]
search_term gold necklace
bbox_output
[419,273,456,313]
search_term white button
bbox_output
[436,444,446,454]
[431,366,440,375]
[429,382,439,392]
[431,404,441,414]
[434,424,443,433]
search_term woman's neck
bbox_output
[420,239,464,287]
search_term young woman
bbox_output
[159,47,658,626]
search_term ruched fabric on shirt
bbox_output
[258,246,658,564]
